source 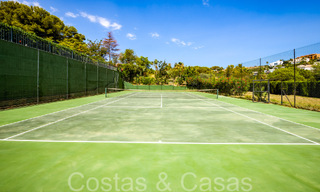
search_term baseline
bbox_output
[0,139,317,145]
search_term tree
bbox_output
[268,68,305,81]
[102,32,120,64]
[211,66,223,72]
[225,65,234,77]
[313,63,320,80]
[171,62,185,84]
[121,63,138,82]
[153,60,171,84]
[136,56,151,76]
[0,1,64,41]
[119,49,136,64]
[87,39,107,62]
[59,26,88,53]
[0,1,87,51]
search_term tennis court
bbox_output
[0,90,320,192]
[1,90,319,144]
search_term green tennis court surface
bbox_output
[0,91,319,191]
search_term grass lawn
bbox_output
[235,92,320,112]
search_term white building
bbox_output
[291,57,310,64]
[269,60,283,67]
[297,65,313,71]
[264,69,275,74]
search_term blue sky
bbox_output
[9,0,320,67]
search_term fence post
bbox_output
[106,67,108,91]
[268,79,270,103]
[252,81,255,102]
[281,81,283,105]
[293,49,296,108]
[85,59,87,95]
[66,58,69,99]
[10,28,13,42]
[37,49,40,104]
[97,62,99,94]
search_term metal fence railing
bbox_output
[0,22,117,71]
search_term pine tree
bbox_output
[102,32,120,65]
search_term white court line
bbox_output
[101,106,218,109]
[0,92,132,128]
[207,94,320,132]
[161,94,163,108]
[4,93,138,140]
[185,93,319,145]
[103,106,160,108]
[0,139,317,145]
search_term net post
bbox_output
[105,88,107,98]
[217,89,219,99]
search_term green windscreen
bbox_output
[0,40,37,106]
[68,59,86,97]
[0,39,124,108]
[39,50,67,100]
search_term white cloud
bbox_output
[65,12,79,18]
[80,12,122,30]
[50,6,58,13]
[33,1,40,7]
[193,46,204,50]
[80,12,96,22]
[126,33,136,40]
[171,38,193,47]
[150,32,160,39]
[22,1,30,6]
[202,0,209,6]
[21,1,41,7]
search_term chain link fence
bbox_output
[239,43,320,111]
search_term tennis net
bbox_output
[105,88,219,99]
